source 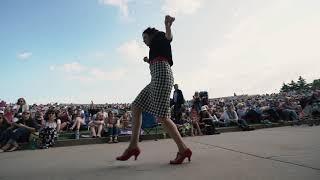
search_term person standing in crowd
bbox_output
[172,84,185,122]
[192,91,202,113]
[116,15,192,165]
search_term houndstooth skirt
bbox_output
[132,61,174,118]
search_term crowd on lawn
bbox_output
[1,86,319,152]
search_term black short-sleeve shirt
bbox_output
[17,118,40,131]
[149,31,173,66]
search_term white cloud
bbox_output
[117,40,148,63]
[50,61,126,83]
[99,0,129,18]
[49,65,56,71]
[60,62,86,73]
[171,0,320,99]
[162,0,205,16]
[90,68,126,81]
[90,52,109,60]
[17,52,32,60]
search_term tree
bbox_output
[297,76,309,91]
[280,83,290,92]
[288,80,299,91]
[311,79,320,90]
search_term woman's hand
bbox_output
[143,56,149,63]
[165,15,175,27]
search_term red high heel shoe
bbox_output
[170,148,192,165]
[116,148,141,161]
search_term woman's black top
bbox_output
[149,31,173,66]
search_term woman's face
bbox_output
[97,113,104,120]
[22,111,31,120]
[4,106,11,113]
[18,98,25,105]
[48,112,56,120]
[142,33,151,47]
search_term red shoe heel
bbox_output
[116,148,141,161]
[170,148,192,165]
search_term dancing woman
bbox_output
[116,15,192,165]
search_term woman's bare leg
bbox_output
[97,124,103,137]
[158,117,188,153]
[90,126,96,137]
[195,122,203,135]
[128,105,143,149]
[76,118,82,131]
[60,122,67,132]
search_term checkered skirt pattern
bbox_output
[132,61,174,118]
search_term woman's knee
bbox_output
[157,117,170,124]
[131,105,142,115]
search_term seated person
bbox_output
[199,106,220,134]
[222,104,254,131]
[69,109,87,139]
[88,112,105,138]
[119,111,131,130]
[39,109,58,149]
[34,111,45,127]
[106,111,120,144]
[0,110,39,152]
[57,108,72,133]
[280,98,300,123]
[0,112,10,141]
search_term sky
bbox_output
[1,0,320,104]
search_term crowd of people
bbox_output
[0,87,319,153]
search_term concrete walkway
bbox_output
[1,126,319,180]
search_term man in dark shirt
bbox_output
[173,84,185,123]
[0,110,39,152]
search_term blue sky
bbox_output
[1,0,320,104]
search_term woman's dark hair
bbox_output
[142,27,159,36]
[108,111,114,117]
[17,98,26,105]
[44,109,56,120]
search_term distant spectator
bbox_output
[39,109,57,149]
[199,106,220,134]
[192,91,202,113]
[13,98,29,118]
[88,112,105,138]
[106,111,120,143]
[222,104,254,131]
[34,111,45,127]
[69,109,86,139]
[0,110,39,152]
[3,106,14,124]
[172,84,185,122]
[280,98,300,123]
[57,108,72,133]
[0,112,10,136]
[190,107,202,136]
[119,111,131,130]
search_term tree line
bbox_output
[280,76,320,92]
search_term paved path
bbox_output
[1,126,320,180]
